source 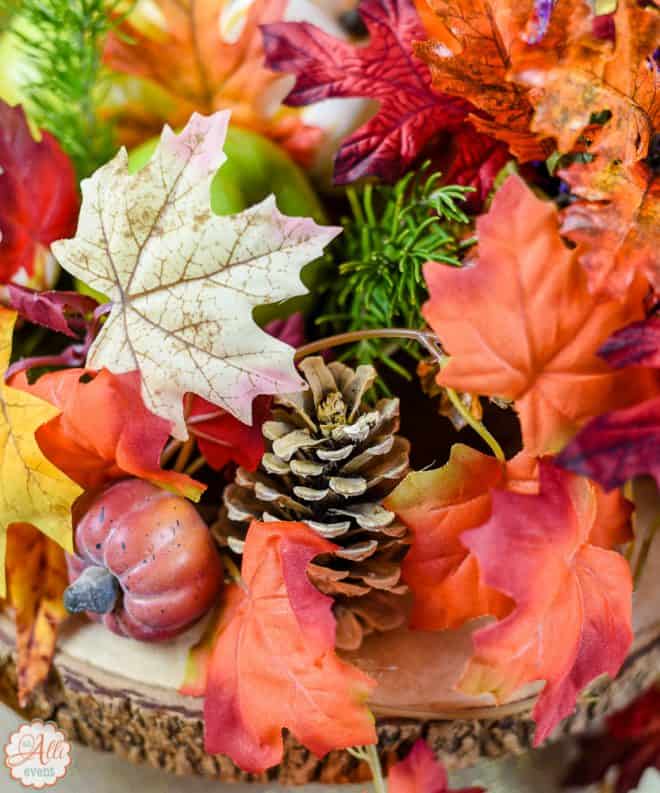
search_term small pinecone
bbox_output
[217,356,411,650]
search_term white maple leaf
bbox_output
[52,112,340,440]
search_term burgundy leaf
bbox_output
[8,285,99,338]
[556,396,660,491]
[599,317,660,369]
[262,0,470,185]
[264,311,306,350]
[0,102,79,284]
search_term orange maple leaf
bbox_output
[5,524,68,707]
[460,461,634,745]
[384,445,533,630]
[385,443,631,631]
[511,0,659,166]
[103,0,321,164]
[414,0,555,161]
[201,521,376,772]
[422,174,657,456]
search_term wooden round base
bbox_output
[0,619,658,785]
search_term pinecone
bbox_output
[216,356,411,650]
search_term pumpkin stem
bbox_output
[63,565,120,615]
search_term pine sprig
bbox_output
[6,0,127,178]
[318,165,474,379]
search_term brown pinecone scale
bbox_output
[217,356,411,650]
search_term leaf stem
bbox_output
[174,438,195,472]
[445,387,505,462]
[347,745,386,793]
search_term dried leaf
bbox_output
[5,523,68,707]
[202,520,376,771]
[263,0,470,184]
[460,461,634,745]
[422,174,656,455]
[414,0,555,161]
[388,739,484,793]
[512,0,659,165]
[559,158,659,299]
[384,445,534,630]
[52,112,340,440]
[103,0,320,163]
[0,102,79,285]
[0,308,82,597]
[10,368,204,499]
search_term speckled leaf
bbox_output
[0,308,82,597]
[52,112,340,439]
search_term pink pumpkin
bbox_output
[64,479,222,641]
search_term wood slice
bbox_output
[0,615,658,785]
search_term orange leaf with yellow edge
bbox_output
[0,308,82,598]
[413,0,555,161]
[460,461,633,745]
[201,521,376,772]
[5,523,68,707]
[103,0,321,163]
[384,445,535,631]
[10,368,205,501]
[559,157,660,299]
[422,174,657,456]
[511,0,659,165]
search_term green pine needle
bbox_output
[4,0,128,178]
[318,165,475,380]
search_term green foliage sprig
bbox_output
[318,165,474,380]
[5,0,127,178]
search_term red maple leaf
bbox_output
[202,521,376,771]
[388,739,484,793]
[0,102,79,284]
[557,316,660,490]
[262,0,470,185]
[565,687,660,793]
[460,461,633,746]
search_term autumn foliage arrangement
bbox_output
[0,0,658,786]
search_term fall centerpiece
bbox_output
[0,0,658,786]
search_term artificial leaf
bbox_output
[188,394,270,471]
[556,396,660,492]
[0,102,79,286]
[388,739,484,793]
[512,0,659,165]
[11,368,204,500]
[262,0,470,185]
[422,174,656,455]
[559,158,659,298]
[384,445,535,631]
[202,520,376,771]
[5,523,68,707]
[103,0,320,163]
[432,125,510,212]
[599,317,660,369]
[8,285,98,339]
[0,308,82,597]
[52,111,340,440]
[460,461,634,745]
[414,0,554,162]
[565,687,660,793]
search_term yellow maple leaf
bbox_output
[5,523,69,706]
[0,308,82,596]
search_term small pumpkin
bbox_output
[64,479,222,641]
